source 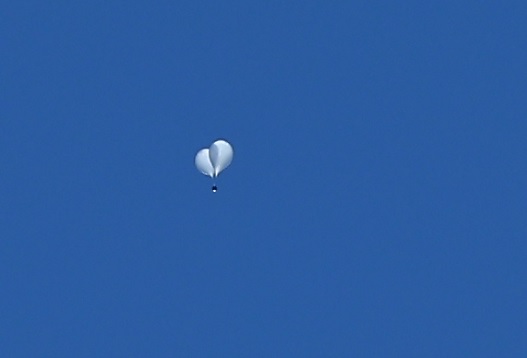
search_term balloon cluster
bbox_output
[195,139,233,192]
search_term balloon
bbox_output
[194,148,214,177]
[195,139,234,179]
[209,140,233,177]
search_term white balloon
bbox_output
[195,139,234,179]
[209,140,233,177]
[195,148,214,177]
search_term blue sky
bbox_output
[1,1,526,356]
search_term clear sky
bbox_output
[1,1,526,357]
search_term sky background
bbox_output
[1,1,526,357]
